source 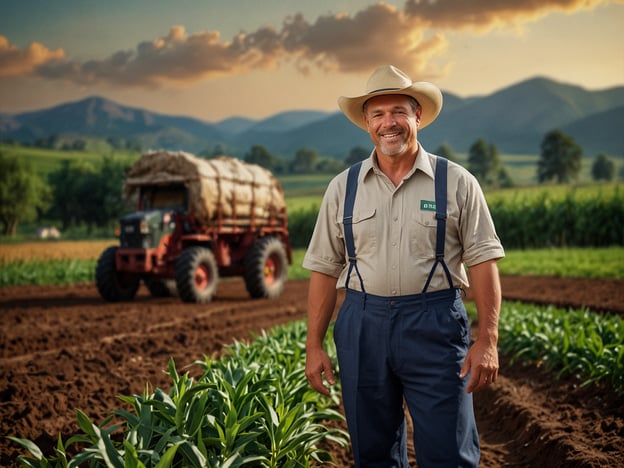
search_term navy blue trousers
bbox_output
[333,288,480,467]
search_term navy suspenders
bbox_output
[343,161,365,292]
[342,156,454,294]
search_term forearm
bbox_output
[306,271,339,349]
[468,259,502,345]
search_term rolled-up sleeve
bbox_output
[302,176,347,278]
[458,172,505,267]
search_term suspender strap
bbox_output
[343,162,365,292]
[422,157,455,293]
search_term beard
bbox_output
[376,127,410,156]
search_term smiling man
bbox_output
[303,65,505,467]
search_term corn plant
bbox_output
[466,302,624,394]
[9,321,349,467]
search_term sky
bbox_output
[0,0,623,122]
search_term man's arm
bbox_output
[460,259,502,393]
[305,271,339,396]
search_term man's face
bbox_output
[363,94,421,158]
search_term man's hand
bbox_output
[305,346,336,396]
[460,339,499,393]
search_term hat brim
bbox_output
[338,82,443,131]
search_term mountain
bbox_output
[1,77,622,158]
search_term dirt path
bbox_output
[1,277,623,467]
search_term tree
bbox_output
[316,157,345,174]
[467,138,501,187]
[47,159,97,230]
[244,145,275,170]
[434,143,458,163]
[537,130,582,183]
[345,146,370,166]
[0,153,51,236]
[47,156,131,232]
[290,147,319,174]
[591,153,615,181]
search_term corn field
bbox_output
[488,187,624,249]
[9,322,349,467]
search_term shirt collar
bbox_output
[361,145,436,182]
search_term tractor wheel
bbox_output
[144,278,177,297]
[175,247,219,303]
[95,246,140,302]
[243,236,288,299]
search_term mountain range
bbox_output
[1,76,622,159]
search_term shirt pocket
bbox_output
[342,208,377,255]
[408,211,437,258]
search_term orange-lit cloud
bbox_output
[282,4,448,79]
[403,0,622,31]
[0,36,65,77]
[0,0,619,87]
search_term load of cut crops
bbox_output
[123,150,286,226]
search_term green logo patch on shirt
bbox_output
[420,200,436,211]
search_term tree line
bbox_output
[0,129,620,237]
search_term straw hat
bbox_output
[338,65,443,131]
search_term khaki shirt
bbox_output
[302,147,505,296]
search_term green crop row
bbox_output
[466,302,624,394]
[2,247,623,287]
[287,186,624,249]
[9,321,348,467]
[0,259,97,286]
[488,187,624,249]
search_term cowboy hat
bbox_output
[338,65,443,131]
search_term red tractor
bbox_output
[95,151,291,303]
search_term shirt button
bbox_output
[392,265,397,270]
[392,290,397,295]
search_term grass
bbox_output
[498,247,624,279]
[1,247,622,286]
[0,143,139,178]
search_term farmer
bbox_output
[303,65,505,467]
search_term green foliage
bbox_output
[287,205,319,248]
[499,247,624,279]
[0,153,52,236]
[0,258,97,286]
[466,302,624,394]
[490,186,624,248]
[2,246,621,287]
[467,139,499,185]
[46,156,133,232]
[467,139,512,188]
[537,130,583,183]
[434,143,458,163]
[345,146,369,166]
[245,145,276,171]
[10,321,349,467]
[290,148,320,174]
[591,153,616,181]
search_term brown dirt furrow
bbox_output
[1,276,622,467]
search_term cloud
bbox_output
[0,36,65,77]
[282,4,448,79]
[35,25,286,87]
[403,0,621,32]
[0,0,619,87]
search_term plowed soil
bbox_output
[1,276,623,467]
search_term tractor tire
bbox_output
[175,247,219,303]
[95,246,140,302]
[144,278,177,297]
[243,236,288,299]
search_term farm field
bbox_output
[1,242,623,466]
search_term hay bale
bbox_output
[124,150,286,226]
